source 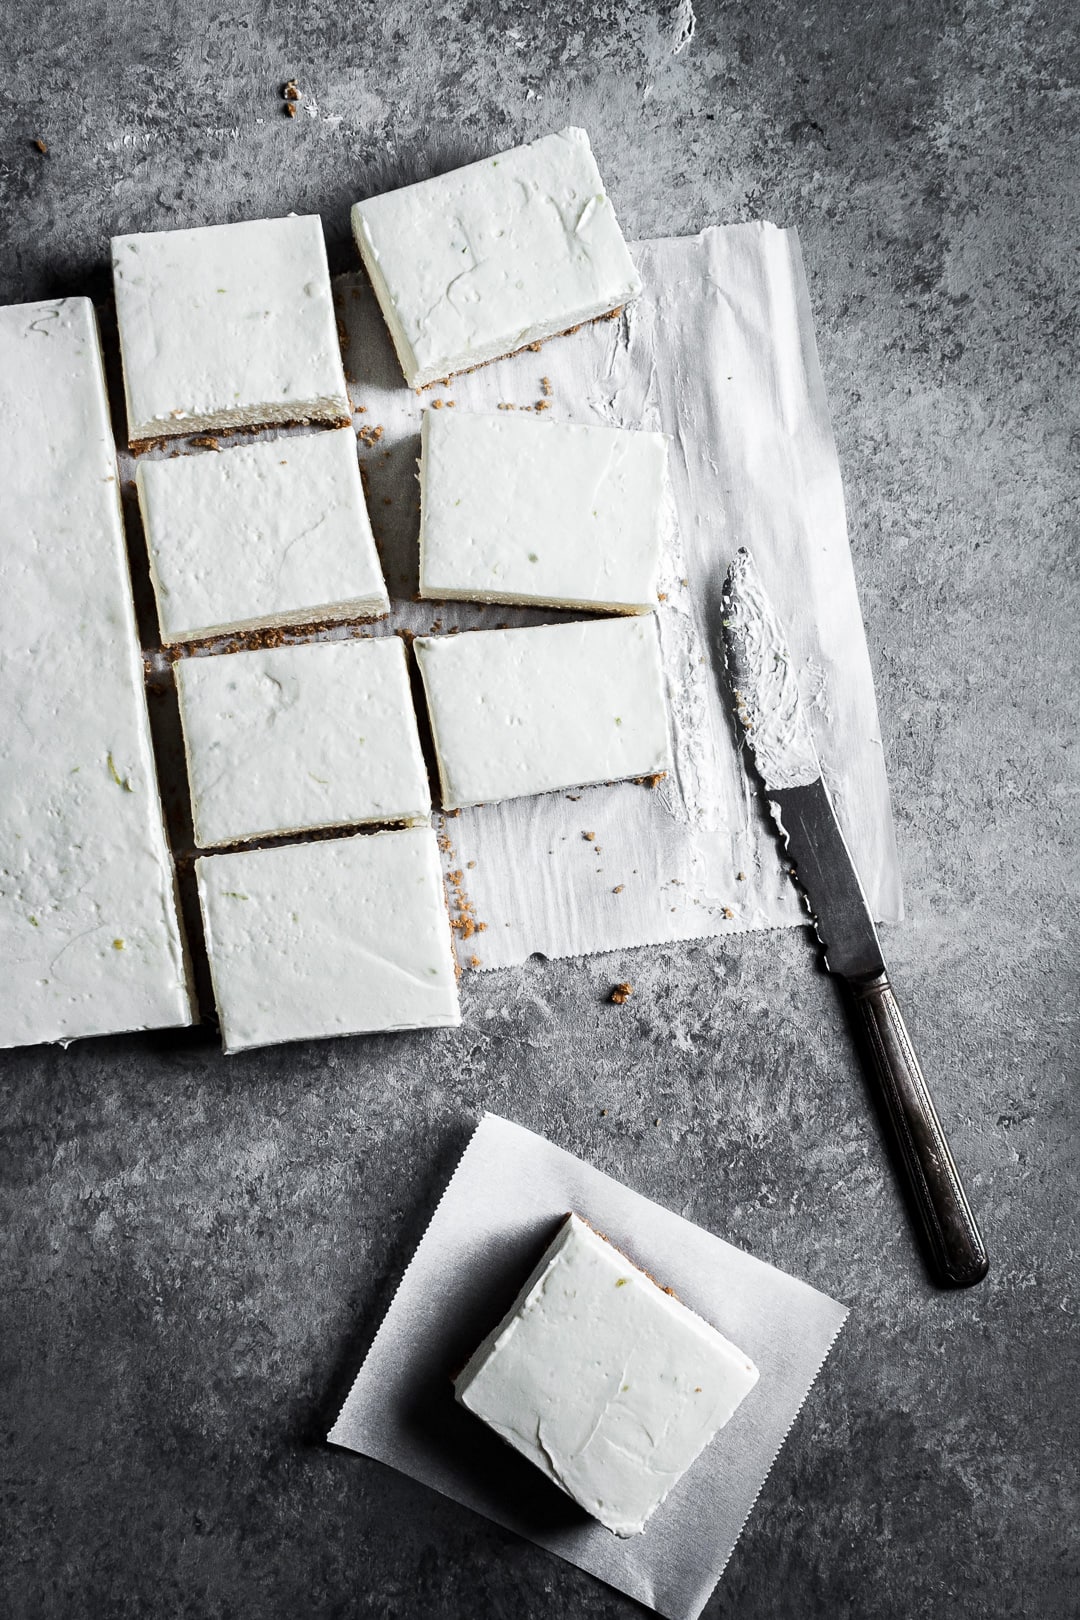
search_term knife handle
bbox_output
[847,970,989,1288]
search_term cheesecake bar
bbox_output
[419,408,668,612]
[112,214,351,444]
[351,127,641,388]
[0,298,191,1048]
[455,1213,760,1537]
[196,827,460,1053]
[414,618,671,809]
[175,636,430,847]
[136,428,388,643]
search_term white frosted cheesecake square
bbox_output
[136,428,388,642]
[414,618,671,810]
[455,1213,759,1537]
[175,636,430,848]
[351,127,641,388]
[112,214,351,444]
[196,827,460,1053]
[419,408,668,612]
[0,297,191,1048]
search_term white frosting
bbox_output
[136,428,389,642]
[455,1214,759,1537]
[112,215,351,442]
[175,636,430,847]
[196,827,460,1053]
[415,618,671,810]
[351,128,642,388]
[419,408,667,612]
[0,298,192,1048]
[722,548,821,790]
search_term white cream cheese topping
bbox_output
[0,298,192,1048]
[112,214,351,442]
[136,428,389,643]
[175,636,431,847]
[419,408,668,612]
[414,617,671,810]
[351,127,642,388]
[196,827,460,1053]
[455,1214,759,1537]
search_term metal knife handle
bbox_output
[848,970,989,1288]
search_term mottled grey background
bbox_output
[2,2,1078,1617]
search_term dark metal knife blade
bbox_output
[721,547,988,1288]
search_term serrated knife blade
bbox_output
[720,547,988,1288]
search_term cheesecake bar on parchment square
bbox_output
[328,1113,849,1620]
[455,1213,759,1537]
[175,636,430,848]
[351,127,641,388]
[414,617,671,810]
[196,827,460,1053]
[418,408,669,613]
[112,214,350,444]
[0,297,191,1048]
[136,428,388,643]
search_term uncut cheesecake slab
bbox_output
[455,1213,759,1537]
[136,428,388,642]
[196,827,460,1053]
[112,214,351,444]
[419,407,669,612]
[414,618,671,810]
[0,298,192,1048]
[351,127,641,388]
[175,636,430,847]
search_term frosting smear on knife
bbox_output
[721,547,821,791]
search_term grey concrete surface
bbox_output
[2,2,1078,1616]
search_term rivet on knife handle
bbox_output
[846,971,988,1287]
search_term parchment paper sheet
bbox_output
[334,222,903,971]
[329,1113,848,1620]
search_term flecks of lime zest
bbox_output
[615,1277,628,1287]
[29,915,39,926]
[224,891,249,900]
[106,752,133,791]
[112,938,125,950]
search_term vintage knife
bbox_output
[720,547,988,1288]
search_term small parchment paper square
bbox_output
[329,1114,848,1620]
